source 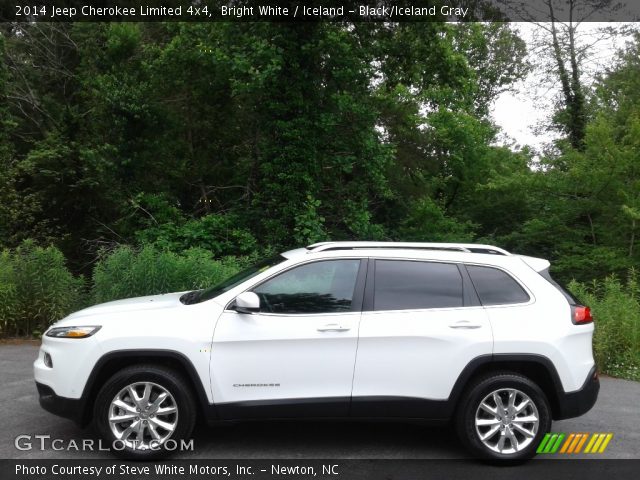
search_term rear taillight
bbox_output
[571,305,593,325]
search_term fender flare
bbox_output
[79,349,216,426]
[446,353,566,416]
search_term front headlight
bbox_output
[45,326,101,338]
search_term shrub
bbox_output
[92,245,242,303]
[569,270,640,381]
[0,251,20,335]
[0,240,85,337]
[134,212,257,257]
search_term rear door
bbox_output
[351,259,492,417]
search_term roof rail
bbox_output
[305,241,509,255]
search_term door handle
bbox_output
[317,324,350,332]
[449,320,482,329]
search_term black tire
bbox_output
[455,371,552,462]
[93,364,196,460]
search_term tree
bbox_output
[498,32,640,282]
[518,0,629,151]
[367,22,529,239]
[0,33,18,244]
[1,21,531,270]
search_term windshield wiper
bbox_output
[179,290,203,305]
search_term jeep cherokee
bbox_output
[34,242,599,460]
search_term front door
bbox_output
[211,258,366,419]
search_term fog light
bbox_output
[43,352,53,368]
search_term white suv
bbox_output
[34,242,599,460]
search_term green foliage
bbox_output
[0,252,19,335]
[0,22,527,262]
[234,22,395,245]
[135,214,257,257]
[0,241,85,337]
[399,197,476,242]
[569,271,640,381]
[293,196,326,245]
[92,245,241,304]
[494,34,640,284]
[0,240,250,337]
[2,22,640,377]
[126,194,258,256]
[552,246,632,284]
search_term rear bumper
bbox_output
[554,366,599,420]
[36,382,85,425]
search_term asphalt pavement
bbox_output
[1,344,638,459]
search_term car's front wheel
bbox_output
[455,372,552,461]
[93,364,196,459]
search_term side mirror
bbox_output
[234,291,260,314]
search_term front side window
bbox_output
[373,260,463,311]
[252,259,361,314]
[466,265,530,306]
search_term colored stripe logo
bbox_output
[537,433,613,454]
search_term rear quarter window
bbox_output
[466,265,530,306]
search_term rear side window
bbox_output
[374,260,463,311]
[467,265,530,306]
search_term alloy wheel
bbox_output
[108,381,178,450]
[474,387,540,454]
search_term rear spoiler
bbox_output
[518,255,581,305]
[517,255,550,273]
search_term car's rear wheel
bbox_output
[93,364,196,459]
[455,372,551,461]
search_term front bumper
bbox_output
[36,382,85,425]
[554,366,599,420]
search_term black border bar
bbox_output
[1,1,639,23]
[3,459,640,480]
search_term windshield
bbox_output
[180,255,286,305]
